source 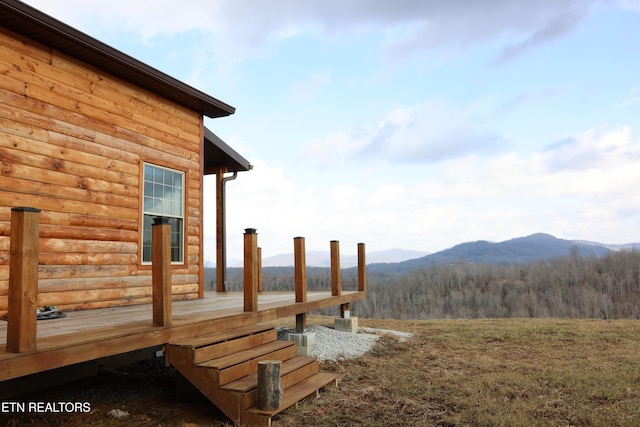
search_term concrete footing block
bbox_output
[334,317,358,333]
[286,332,316,356]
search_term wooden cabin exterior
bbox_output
[0,0,252,315]
[0,2,367,424]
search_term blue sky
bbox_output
[23,0,640,263]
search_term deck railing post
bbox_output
[258,247,263,293]
[7,207,41,353]
[152,217,172,326]
[358,242,367,293]
[244,228,258,312]
[294,237,307,332]
[330,240,341,297]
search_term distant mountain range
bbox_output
[228,248,429,268]
[224,233,639,274]
[366,233,639,274]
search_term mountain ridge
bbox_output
[224,233,638,272]
[366,233,639,274]
[228,248,429,268]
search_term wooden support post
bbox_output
[330,240,341,297]
[296,313,307,333]
[294,237,307,303]
[244,228,258,312]
[215,167,226,292]
[7,207,41,353]
[341,303,350,319]
[257,360,282,410]
[358,242,367,293]
[152,217,172,327]
[294,237,307,332]
[258,247,263,293]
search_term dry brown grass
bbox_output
[3,316,639,426]
[276,316,640,427]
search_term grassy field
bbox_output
[3,317,639,426]
[278,316,640,427]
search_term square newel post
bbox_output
[294,237,307,332]
[335,242,365,334]
[358,242,367,293]
[330,240,341,297]
[244,228,258,312]
[152,217,172,327]
[7,207,41,353]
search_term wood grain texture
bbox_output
[0,27,204,311]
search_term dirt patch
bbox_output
[0,358,232,427]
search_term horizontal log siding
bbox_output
[0,27,204,313]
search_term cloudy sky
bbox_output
[23,0,640,263]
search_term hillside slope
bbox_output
[367,233,619,273]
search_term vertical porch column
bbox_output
[358,243,367,293]
[152,217,172,327]
[7,207,40,353]
[244,228,258,312]
[215,166,227,292]
[330,240,341,297]
[294,237,307,332]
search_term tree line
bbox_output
[206,248,640,320]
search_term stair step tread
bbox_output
[169,324,274,348]
[244,372,339,417]
[221,356,317,392]
[193,329,277,364]
[199,340,296,370]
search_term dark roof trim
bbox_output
[0,0,235,118]
[203,127,252,174]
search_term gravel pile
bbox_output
[277,324,413,362]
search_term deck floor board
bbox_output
[0,290,364,382]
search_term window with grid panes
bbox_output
[142,163,184,263]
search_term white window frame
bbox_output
[141,163,185,264]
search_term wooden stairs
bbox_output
[164,324,339,426]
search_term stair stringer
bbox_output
[165,344,245,423]
[165,329,340,427]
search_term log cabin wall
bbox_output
[0,26,204,315]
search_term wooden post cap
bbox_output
[153,216,169,225]
[11,207,41,213]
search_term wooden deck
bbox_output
[0,290,365,382]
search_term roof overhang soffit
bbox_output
[203,127,252,175]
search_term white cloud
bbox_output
[299,99,506,166]
[493,5,587,64]
[543,126,640,174]
[24,0,606,65]
[416,126,640,201]
[202,126,640,264]
[617,0,640,11]
[618,87,640,107]
[203,159,326,262]
[378,0,602,63]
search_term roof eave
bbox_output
[203,127,252,174]
[0,0,235,118]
